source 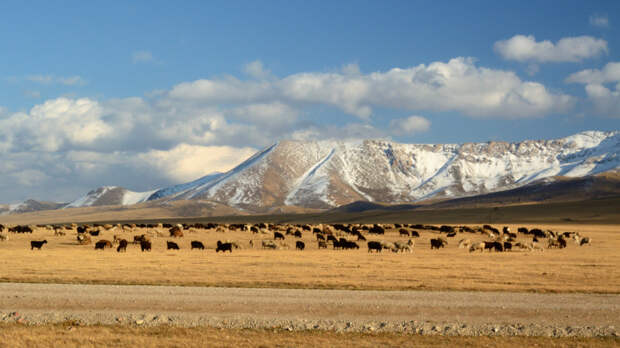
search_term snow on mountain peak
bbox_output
[63,130,619,211]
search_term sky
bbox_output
[1,0,619,203]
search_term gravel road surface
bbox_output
[0,283,617,337]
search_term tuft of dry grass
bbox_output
[0,324,618,348]
[0,223,618,293]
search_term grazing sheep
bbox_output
[191,241,205,250]
[327,235,338,244]
[530,242,545,252]
[446,232,457,238]
[316,233,326,241]
[133,234,147,244]
[317,241,327,249]
[296,241,305,250]
[367,241,382,253]
[469,242,485,252]
[356,233,366,241]
[262,240,278,249]
[399,229,410,237]
[54,229,66,236]
[77,234,91,245]
[167,241,180,250]
[458,239,472,249]
[140,240,152,252]
[293,231,302,238]
[169,226,184,238]
[379,240,395,250]
[430,238,447,249]
[88,230,100,237]
[116,239,128,252]
[0,233,8,241]
[410,230,420,238]
[503,241,512,251]
[216,241,233,253]
[393,241,412,253]
[30,240,47,250]
[274,232,285,240]
[94,240,113,250]
[580,237,591,246]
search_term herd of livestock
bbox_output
[0,222,592,254]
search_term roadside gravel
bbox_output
[0,283,617,337]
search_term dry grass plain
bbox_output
[0,223,618,293]
[1,324,618,348]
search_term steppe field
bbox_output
[0,201,619,347]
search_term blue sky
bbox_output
[0,1,619,202]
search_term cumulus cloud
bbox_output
[567,62,620,117]
[132,50,154,63]
[244,60,272,80]
[590,14,609,28]
[494,35,608,62]
[170,57,573,118]
[0,58,579,202]
[389,115,431,136]
[0,98,112,152]
[140,144,257,182]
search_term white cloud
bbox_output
[244,60,272,80]
[566,62,620,117]
[0,98,113,152]
[590,14,609,28]
[494,35,608,62]
[170,57,573,118]
[565,62,620,84]
[0,58,580,202]
[132,50,154,63]
[139,143,257,182]
[389,115,431,136]
[230,102,298,125]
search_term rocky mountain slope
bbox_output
[5,130,619,214]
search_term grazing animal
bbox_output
[430,238,447,249]
[169,226,184,238]
[469,242,485,252]
[316,233,325,241]
[262,240,278,249]
[77,234,91,245]
[399,229,410,237]
[133,234,147,244]
[446,232,457,238]
[503,242,512,251]
[116,239,128,252]
[518,227,529,234]
[94,240,113,250]
[140,240,152,252]
[216,241,233,253]
[580,237,591,246]
[191,241,205,250]
[88,230,100,237]
[369,225,385,235]
[293,231,302,238]
[296,241,305,250]
[274,232,285,240]
[326,235,338,244]
[393,241,412,253]
[30,240,47,250]
[167,241,180,250]
[410,230,420,238]
[317,241,327,249]
[0,233,9,241]
[458,239,472,249]
[367,241,382,253]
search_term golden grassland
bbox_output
[0,324,618,348]
[0,223,618,293]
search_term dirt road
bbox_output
[0,283,618,337]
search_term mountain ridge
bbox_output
[3,130,619,215]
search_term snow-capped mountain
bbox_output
[61,130,620,211]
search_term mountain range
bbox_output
[2,130,619,215]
